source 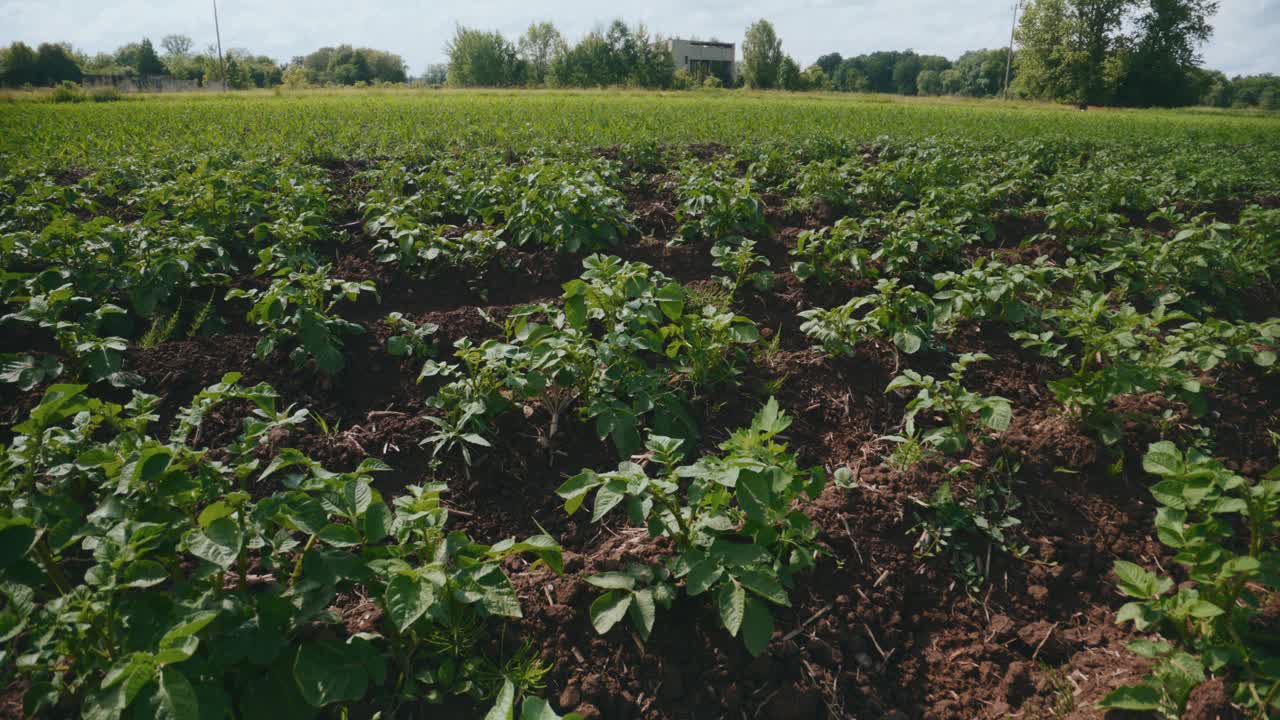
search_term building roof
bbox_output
[676,39,735,50]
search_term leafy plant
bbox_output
[1100,443,1279,718]
[227,265,376,374]
[674,161,768,242]
[885,353,1012,453]
[800,278,937,358]
[556,399,826,655]
[0,378,563,719]
[711,238,773,297]
[911,468,1028,592]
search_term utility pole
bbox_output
[212,0,227,91]
[1003,0,1022,100]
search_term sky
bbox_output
[1,0,1276,77]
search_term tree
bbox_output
[161,34,193,59]
[1117,0,1217,106]
[917,69,944,95]
[136,38,166,76]
[802,64,832,91]
[518,22,565,86]
[0,42,40,86]
[779,56,803,91]
[815,52,843,77]
[1014,0,1088,101]
[445,26,517,87]
[36,44,81,85]
[1072,0,1136,105]
[281,64,307,88]
[741,19,783,89]
[422,63,448,85]
[891,52,924,94]
[952,49,1008,96]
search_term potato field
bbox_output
[1,91,1278,719]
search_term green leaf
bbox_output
[741,598,773,657]
[521,697,583,720]
[718,583,746,637]
[628,588,657,639]
[588,591,632,635]
[1143,442,1183,477]
[685,558,724,596]
[485,679,516,720]
[981,399,1012,432]
[592,479,626,522]
[655,283,685,322]
[293,640,369,708]
[185,518,242,570]
[154,668,199,720]
[735,568,790,606]
[556,472,601,516]
[316,523,360,547]
[298,311,344,375]
[385,575,435,632]
[584,572,635,591]
[1097,684,1161,711]
[564,295,588,330]
[0,516,36,570]
[197,502,234,529]
[1113,560,1172,600]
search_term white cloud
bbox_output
[0,0,1273,77]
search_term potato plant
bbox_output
[556,399,827,655]
[0,379,565,720]
[1101,443,1279,718]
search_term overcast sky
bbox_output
[1,0,1275,77]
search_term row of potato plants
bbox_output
[3,134,1279,716]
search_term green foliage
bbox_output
[0,379,563,719]
[911,469,1028,592]
[886,353,1013,453]
[674,161,768,242]
[1101,443,1279,718]
[421,255,758,462]
[503,159,634,252]
[557,399,826,655]
[800,278,937,357]
[227,266,376,375]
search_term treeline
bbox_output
[0,36,407,90]
[444,21,677,89]
[1010,0,1273,108]
[808,49,1012,97]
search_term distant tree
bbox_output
[422,63,448,85]
[741,19,783,89]
[779,55,803,90]
[161,34,193,58]
[40,44,81,84]
[1014,0,1085,100]
[916,69,944,95]
[518,21,565,86]
[960,49,1010,96]
[815,52,843,77]
[281,64,307,88]
[445,26,517,87]
[136,38,166,76]
[1117,0,1217,106]
[891,52,924,94]
[802,64,832,91]
[0,42,40,86]
[1073,0,1136,104]
[224,58,251,89]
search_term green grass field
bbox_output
[3,89,1279,170]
